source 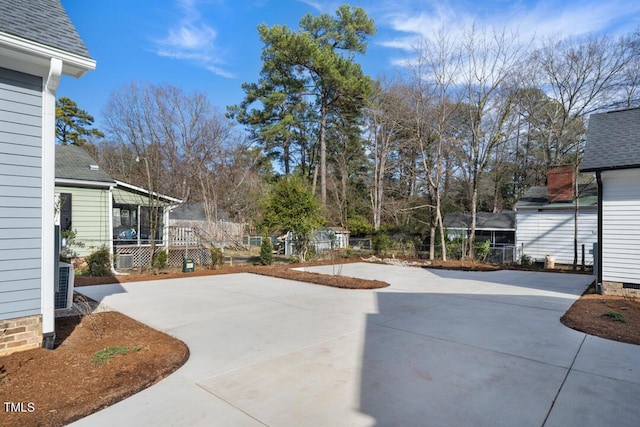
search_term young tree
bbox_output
[55,97,104,145]
[260,177,325,262]
[406,31,464,260]
[364,79,406,231]
[455,25,524,258]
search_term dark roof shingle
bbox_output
[582,108,640,172]
[443,212,516,230]
[0,0,91,58]
[55,145,114,184]
[515,183,598,209]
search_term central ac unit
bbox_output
[55,262,75,310]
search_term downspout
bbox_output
[596,171,603,294]
[42,58,62,349]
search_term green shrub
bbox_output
[372,233,393,255]
[446,240,463,260]
[347,215,373,237]
[288,255,300,264]
[210,246,223,270]
[85,246,112,277]
[520,254,534,267]
[474,240,491,262]
[259,236,273,265]
[602,310,627,323]
[151,249,168,270]
[92,345,142,366]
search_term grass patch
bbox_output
[602,310,627,324]
[92,345,142,366]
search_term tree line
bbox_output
[56,5,640,259]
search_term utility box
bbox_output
[182,258,195,273]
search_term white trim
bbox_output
[0,31,95,77]
[451,229,516,231]
[55,178,115,188]
[108,185,115,269]
[41,58,62,338]
[114,180,182,204]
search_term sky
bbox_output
[58,0,640,131]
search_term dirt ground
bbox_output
[1,260,638,426]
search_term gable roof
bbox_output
[582,108,640,172]
[444,212,516,231]
[55,145,115,185]
[515,183,598,210]
[0,0,91,58]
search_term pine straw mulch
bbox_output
[561,284,640,346]
[0,311,189,427]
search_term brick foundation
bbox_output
[0,314,42,356]
[602,281,640,298]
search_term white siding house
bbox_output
[583,108,640,295]
[0,0,95,355]
[515,179,598,266]
[515,208,597,265]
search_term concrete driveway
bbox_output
[73,263,640,426]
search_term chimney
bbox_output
[547,166,574,202]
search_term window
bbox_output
[113,204,163,245]
[60,193,72,231]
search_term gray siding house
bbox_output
[582,107,640,296]
[0,0,95,355]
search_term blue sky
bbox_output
[58,0,640,131]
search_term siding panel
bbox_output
[602,169,640,285]
[0,66,42,319]
[55,185,112,256]
[516,209,597,265]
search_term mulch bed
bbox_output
[561,285,640,345]
[252,266,389,289]
[75,257,388,289]
[0,312,189,427]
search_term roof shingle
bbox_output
[582,108,640,172]
[55,145,114,184]
[0,0,91,58]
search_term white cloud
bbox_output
[153,0,234,78]
[376,0,640,53]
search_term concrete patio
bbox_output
[72,263,640,426]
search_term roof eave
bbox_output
[115,180,183,204]
[56,178,115,188]
[581,163,640,173]
[0,31,95,77]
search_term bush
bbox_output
[520,254,534,267]
[210,246,223,270]
[473,240,491,262]
[85,246,112,277]
[259,236,273,265]
[445,240,463,260]
[151,249,168,270]
[372,233,394,255]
